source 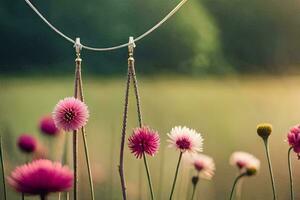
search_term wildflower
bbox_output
[17,134,37,153]
[230,151,260,174]
[189,154,215,180]
[8,159,73,197]
[287,125,300,156]
[229,152,260,200]
[128,126,160,159]
[53,97,89,131]
[168,126,204,200]
[167,126,203,153]
[39,115,59,136]
[256,123,277,199]
[286,125,300,200]
[257,123,272,139]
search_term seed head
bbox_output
[257,123,272,139]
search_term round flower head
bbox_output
[128,126,160,159]
[257,123,272,139]
[287,125,300,157]
[186,153,215,180]
[8,159,73,195]
[53,97,89,131]
[167,126,203,153]
[17,134,37,153]
[39,115,60,136]
[230,151,260,175]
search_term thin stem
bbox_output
[72,53,80,200]
[169,152,183,200]
[129,61,143,127]
[263,139,277,200]
[62,133,70,200]
[190,184,197,200]
[81,127,95,200]
[235,176,244,200]
[118,66,131,200]
[130,49,146,200]
[77,59,95,200]
[0,136,7,200]
[72,131,78,200]
[288,147,294,200]
[191,177,199,200]
[66,192,70,200]
[229,173,246,200]
[40,194,47,200]
[143,153,155,200]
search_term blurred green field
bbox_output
[0,76,300,200]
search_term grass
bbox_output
[0,75,300,199]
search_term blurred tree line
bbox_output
[1,0,300,75]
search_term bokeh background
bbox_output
[1,0,300,199]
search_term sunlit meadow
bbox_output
[0,76,300,199]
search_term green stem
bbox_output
[235,177,244,200]
[0,136,7,200]
[288,147,294,200]
[81,127,95,200]
[229,173,246,200]
[169,152,183,200]
[62,133,70,200]
[143,153,155,200]
[190,181,198,200]
[263,139,277,200]
[72,131,78,200]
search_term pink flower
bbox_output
[8,159,73,196]
[17,134,37,153]
[186,153,215,180]
[39,115,60,136]
[230,151,260,173]
[53,97,89,131]
[128,126,160,159]
[287,125,300,157]
[167,126,203,153]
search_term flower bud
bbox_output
[257,123,272,139]
[246,167,257,176]
[191,176,199,186]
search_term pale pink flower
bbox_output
[128,126,160,159]
[53,97,89,131]
[230,151,260,173]
[167,126,203,153]
[8,159,73,196]
[186,153,215,180]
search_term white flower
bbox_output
[185,153,215,180]
[230,151,260,172]
[167,126,203,153]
